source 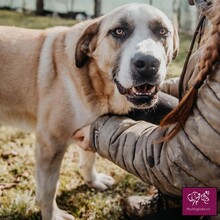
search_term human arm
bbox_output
[74,60,220,196]
[160,77,180,98]
[74,0,220,196]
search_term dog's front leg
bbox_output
[79,150,115,190]
[35,135,74,220]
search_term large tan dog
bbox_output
[0,3,178,220]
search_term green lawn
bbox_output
[0,9,191,220]
[0,9,76,28]
[168,33,191,78]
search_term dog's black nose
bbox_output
[132,55,160,76]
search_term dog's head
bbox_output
[75,3,179,109]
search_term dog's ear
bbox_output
[172,24,179,60]
[75,21,100,68]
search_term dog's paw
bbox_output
[52,208,75,220]
[87,172,115,190]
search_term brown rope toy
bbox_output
[160,0,220,141]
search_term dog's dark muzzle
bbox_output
[114,55,160,108]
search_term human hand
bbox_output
[72,125,94,152]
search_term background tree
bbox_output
[94,0,101,18]
[36,0,44,15]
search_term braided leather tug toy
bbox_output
[160,0,220,141]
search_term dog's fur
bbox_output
[0,3,178,220]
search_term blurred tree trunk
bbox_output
[172,0,179,27]
[94,0,101,18]
[149,0,153,5]
[36,0,44,15]
[22,0,26,12]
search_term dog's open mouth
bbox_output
[127,83,156,96]
[114,78,158,108]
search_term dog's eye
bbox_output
[115,28,124,35]
[112,28,126,37]
[158,27,168,36]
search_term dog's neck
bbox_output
[76,60,132,116]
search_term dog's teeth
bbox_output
[131,85,156,96]
[132,87,142,95]
[132,87,152,95]
[132,87,137,93]
[151,86,156,93]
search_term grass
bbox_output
[0,9,191,220]
[0,126,147,220]
[168,33,192,77]
[0,9,76,28]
